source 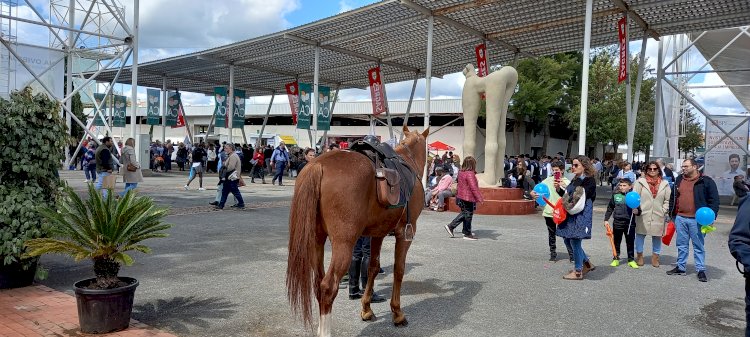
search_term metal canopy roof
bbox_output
[692,27,750,112]
[89,0,750,97]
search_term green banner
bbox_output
[232,89,246,128]
[214,87,227,128]
[113,95,127,127]
[317,86,332,131]
[93,93,108,126]
[296,83,312,130]
[166,91,180,126]
[146,88,161,125]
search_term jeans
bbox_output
[119,183,138,197]
[218,180,244,208]
[448,199,475,236]
[676,215,705,272]
[564,238,588,272]
[273,161,287,184]
[352,237,371,260]
[84,165,96,181]
[94,172,111,198]
[635,234,662,254]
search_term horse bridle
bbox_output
[396,138,423,181]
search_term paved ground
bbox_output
[31,170,748,336]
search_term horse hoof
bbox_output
[393,318,408,327]
[361,310,375,321]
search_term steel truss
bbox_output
[653,25,750,161]
[0,0,138,167]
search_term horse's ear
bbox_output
[421,128,430,138]
[403,125,410,134]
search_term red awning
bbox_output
[428,141,455,151]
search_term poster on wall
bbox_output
[296,83,312,130]
[232,89,246,128]
[146,89,161,125]
[213,87,228,128]
[285,82,299,125]
[2,44,65,99]
[704,116,750,196]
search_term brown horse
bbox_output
[286,126,428,337]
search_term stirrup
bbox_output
[404,223,414,242]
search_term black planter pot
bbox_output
[74,277,139,334]
[0,260,37,289]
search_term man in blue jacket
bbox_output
[667,159,720,282]
[729,196,750,337]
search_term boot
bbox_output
[563,270,583,280]
[582,260,596,275]
[651,254,660,268]
[636,253,644,266]
[348,257,362,299]
[360,257,386,303]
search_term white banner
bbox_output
[704,116,749,196]
[1,43,65,99]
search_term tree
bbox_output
[679,110,704,157]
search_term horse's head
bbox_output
[399,125,429,177]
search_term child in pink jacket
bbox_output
[444,156,483,240]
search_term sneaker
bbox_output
[697,270,707,282]
[213,206,223,210]
[463,234,478,241]
[549,253,557,262]
[183,185,189,190]
[444,225,454,238]
[627,261,639,269]
[610,259,620,267]
[198,187,206,191]
[230,204,245,209]
[209,201,219,206]
[666,267,686,275]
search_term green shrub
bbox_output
[0,88,66,268]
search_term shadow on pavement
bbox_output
[133,296,238,334]
[355,279,482,337]
[690,298,746,337]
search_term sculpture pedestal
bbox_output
[446,187,536,215]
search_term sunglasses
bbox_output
[647,168,659,171]
[572,164,580,167]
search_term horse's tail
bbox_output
[286,162,322,327]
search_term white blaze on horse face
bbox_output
[318,313,332,337]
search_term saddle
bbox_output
[350,137,416,208]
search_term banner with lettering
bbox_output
[475,43,489,77]
[296,82,312,130]
[618,16,628,83]
[112,95,127,127]
[368,67,387,116]
[285,82,299,125]
[166,91,180,126]
[93,93,108,126]
[232,89,246,128]
[213,87,228,128]
[317,86,332,131]
[172,103,186,129]
[146,89,160,125]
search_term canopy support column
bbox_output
[258,93,275,148]
[130,0,139,158]
[64,0,74,165]
[423,15,434,186]
[228,64,235,143]
[322,84,340,149]
[652,38,667,158]
[578,0,593,155]
[312,46,320,149]
[627,33,648,161]
[161,77,166,143]
[401,73,419,141]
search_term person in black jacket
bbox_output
[728,196,750,337]
[296,148,316,173]
[604,179,639,268]
[667,158,720,282]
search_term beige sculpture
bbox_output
[461,64,518,187]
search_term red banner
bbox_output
[172,105,185,128]
[475,43,489,77]
[368,67,387,116]
[285,81,299,124]
[618,16,628,83]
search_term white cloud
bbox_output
[338,0,354,13]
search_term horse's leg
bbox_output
[314,233,326,336]
[317,239,354,337]
[391,235,413,327]
[360,236,384,321]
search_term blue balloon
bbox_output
[625,191,641,209]
[696,207,715,226]
[533,184,550,206]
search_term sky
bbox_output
[8,0,747,115]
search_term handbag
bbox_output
[102,174,117,189]
[228,170,239,181]
[127,163,137,172]
[449,182,458,195]
[238,176,246,187]
[563,186,586,215]
[250,159,258,166]
[543,196,567,225]
[662,219,676,246]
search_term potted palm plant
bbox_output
[25,185,172,334]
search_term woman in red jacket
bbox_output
[250,148,266,184]
[444,156,484,240]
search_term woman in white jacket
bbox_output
[120,138,143,197]
[633,161,672,267]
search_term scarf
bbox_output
[645,175,662,198]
